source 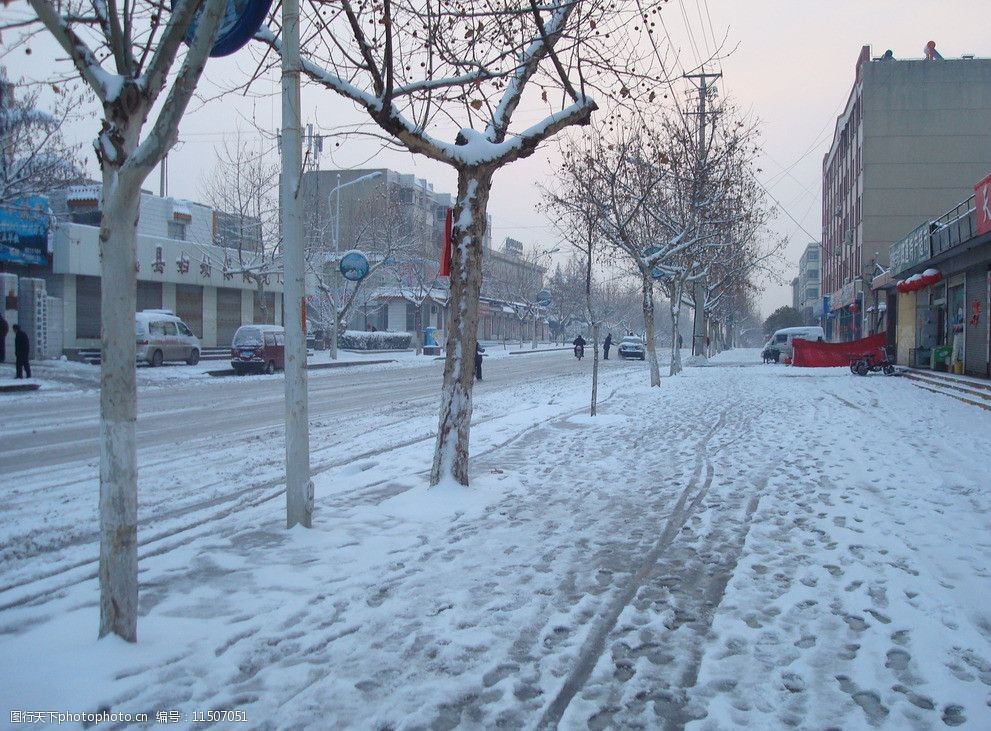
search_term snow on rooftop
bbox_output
[65,185,101,203]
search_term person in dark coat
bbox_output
[603,332,612,360]
[474,341,485,381]
[0,314,8,362]
[13,324,30,379]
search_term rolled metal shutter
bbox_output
[964,267,990,377]
[136,281,162,312]
[253,291,275,324]
[175,284,203,338]
[216,288,242,346]
[75,275,101,339]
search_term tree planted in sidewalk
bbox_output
[254,0,666,486]
[18,0,227,641]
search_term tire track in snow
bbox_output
[0,372,639,614]
[535,405,732,730]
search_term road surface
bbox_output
[4,348,618,474]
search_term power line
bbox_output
[751,172,825,250]
[676,0,704,70]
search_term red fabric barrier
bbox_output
[792,333,887,368]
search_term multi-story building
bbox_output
[822,44,991,340]
[791,277,800,311]
[300,168,546,340]
[797,243,822,325]
[1,184,281,357]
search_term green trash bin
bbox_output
[932,345,952,370]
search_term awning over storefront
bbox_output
[872,270,894,291]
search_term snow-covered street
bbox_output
[3,351,991,729]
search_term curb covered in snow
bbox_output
[206,359,397,377]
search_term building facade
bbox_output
[797,243,822,325]
[881,172,991,377]
[1,185,281,357]
[300,168,548,342]
[822,45,991,340]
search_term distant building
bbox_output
[822,44,991,340]
[299,168,547,340]
[502,237,524,258]
[1,185,280,357]
[791,277,800,311]
[797,243,822,325]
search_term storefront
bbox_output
[826,280,862,342]
[889,175,991,376]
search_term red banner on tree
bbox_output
[792,333,887,368]
[439,208,453,277]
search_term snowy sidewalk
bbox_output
[3,357,991,730]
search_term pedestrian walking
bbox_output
[474,341,485,381]
[0,313,8,363]
[13,324,31,379]
[603,332,612,360]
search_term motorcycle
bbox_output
[850,347,895,376]
[574,343,585,360]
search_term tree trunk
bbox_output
[669,283,684,376]
[98,164,140,642]
[414,305,423,355]
[531,311,538,350]
[430,167,492,487]
[692,280,707,359]
[590,321,599,416]
[329,309,339,360]
[641,272,661,387]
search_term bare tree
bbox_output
[199,131,283,322]
[17,0,227,641]
[545,258,584,344]
[254,0,665,486]
[551,125,682,386]
[391,255,443,356]
[0,67,87,202]
[306,189,412,358]
[485,245,551,348]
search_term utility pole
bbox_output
[280,0,313,528]
[684,70,721,358]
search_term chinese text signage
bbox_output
[889,222,932,277]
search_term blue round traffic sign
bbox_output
[643,246,665,280]
[340,250,370,281]
[175,0,274,58]
[536,289,552,307]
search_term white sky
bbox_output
[4,0,990,317]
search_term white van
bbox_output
[135,310,201,366]
[762,326,824,362]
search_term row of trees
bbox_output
[10,0,776,644]
[544,94,779,407]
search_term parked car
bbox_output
[135,310,201,366]
[231,324,285,375]
[618,335,646,360]
[761,326,825,363]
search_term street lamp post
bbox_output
[531,246,559,350]
[327,170,383,255]
[322,171,382,359]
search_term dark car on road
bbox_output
[231,325,285,375]
[618,336,646,360]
